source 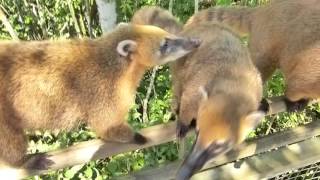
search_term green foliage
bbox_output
[0,0,101,40]
[0,0,318,179]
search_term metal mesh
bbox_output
[269,161,320,180]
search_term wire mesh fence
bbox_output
[269,161,320,180]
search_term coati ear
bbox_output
[245,111,265,128]
[198,86,208,101]
[117,40,137,57]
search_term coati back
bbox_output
[187,0,320,111]
[0,23,200,169]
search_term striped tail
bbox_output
[186,7,256,36]
[131,6,182,34]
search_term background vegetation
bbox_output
[0,0,319,179]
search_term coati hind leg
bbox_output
[251,51,278,82]
[0,112,53,170]
[0,119,27,168]
[282,48,320,112]
[0,85,26,168]
[0,78,53,170]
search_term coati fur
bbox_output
[131,7,264,179]
[0,23,200,169]
[187,0,320,111]
[131,6,183,34]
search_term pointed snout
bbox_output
[183,37,202,50]
[176,139,231,180]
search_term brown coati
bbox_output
[187,0,320,113]
[0,23,201,169]
[131,7,264,179]
[174,21,264,180]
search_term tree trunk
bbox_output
[95,0,117,32]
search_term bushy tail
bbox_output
[131,6,182,34]
[186,7,256,36]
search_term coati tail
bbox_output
[131,6,182,34]
[186,7,255,36]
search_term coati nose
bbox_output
[182,37,202,50]
[190,38,202,48]
[176,139,232,179]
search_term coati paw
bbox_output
[176,119,196,138]
[258,98,270,113]
[133,132,148,144]
[176,122,189,138]
[24,153,54,170]
[285,98,309,112]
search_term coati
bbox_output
[187,0,320,112]
[0,23,201,169]
[131,7,264,179]
[174,21,264,180]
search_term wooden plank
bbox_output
[265,96,318,115]
[120,120,320,180]
[0,122,177,179]
[193,137,320,180]
[0,96,317,179]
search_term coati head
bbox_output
[115,23,201,67]
[176,87,265,180]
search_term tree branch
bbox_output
[0,7,19,40]
[142,67,158,123]
[67,0,82,38]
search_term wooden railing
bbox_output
[0,98,319,179]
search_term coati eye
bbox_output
[160,39,170,54]
[163,40,169,48]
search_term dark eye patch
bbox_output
[160,38,181,55]
[160,39,170,54]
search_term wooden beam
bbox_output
[192,137,320,180]
[0,122,177,179]
[0,97,317,179]
[265,96,318,115]
[120,120,320,180]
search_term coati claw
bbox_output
[133,132,148,144]
[258,98,270,113]
[285,98,309,112]
[23,153,54,170]
[176,122,189,138]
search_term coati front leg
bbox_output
[89,115,147,145]
[103,122,147,144]
[176,91,199,138]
